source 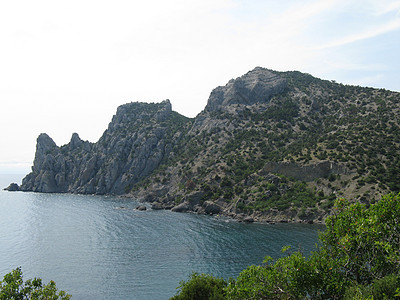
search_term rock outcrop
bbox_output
[13,67,400,223]
[191,67,287,134]
[4,183,20,191]
[19,100,191,194]
[262,161,350,182]
[205,67,287,112]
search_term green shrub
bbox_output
[320,193,400,284]
[344,273,400,300]
[174,193,400,299]
[170,273,227,300]
[226,251,317,299]
[0,267,71,299]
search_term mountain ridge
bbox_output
[7,67,400,223]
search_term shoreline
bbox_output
[126,193,328,225]
[3,187,328,225]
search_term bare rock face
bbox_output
[202,201,222,215]
[171,202,190,213]
[16,69,289,196]
[263,161,350,182]
[20,133,60,193]
[15,69,289,197]
[205,67,287,112]
[190,67,287,134]
[19,100,190,195]
[16,66,396,224]
[69,132,84,151]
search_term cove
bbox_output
[0,184,323,299]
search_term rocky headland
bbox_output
[13,100,189,195]
[7,67,400,223]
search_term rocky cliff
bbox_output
[10,67,400,223]
[129,68,400,222]
[18,100,191,194]
[205,67,287,111]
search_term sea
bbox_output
[0,174,324,299]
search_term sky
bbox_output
[0,0,399,174]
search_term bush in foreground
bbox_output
[344,273,400,300]
[172,193,400,299]
[0,267,71,300]
[170,272,227,300]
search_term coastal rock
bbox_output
[18,100,189,195]
[243,216,254,223]
[184,191,204,207]
[151,202,164,210]
[136,205,147,211]
[10,67,400,225]
[171,201,190,213]
[193,205,205,214]
[202,201,222,215]
[4,183,20,191]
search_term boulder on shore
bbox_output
[202,201,222,215]
[151,202,164,210]
[171,201,190,213]
[136,205,147,211]
[243,216,254,223]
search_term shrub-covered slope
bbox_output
[132,68,400,222]
[13,67,400,222]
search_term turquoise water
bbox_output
[0,175,323,299]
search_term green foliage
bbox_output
[344,273,400,300]
[279,181,317,209]
[247,179,319,212]
[263,99,299,123]
[320,193,400,284]
[225,246,350,299]
[134,69,400,221]
[170,273,227,300]
[0,267,71,300]
[174,193,400,299]
[226,252,318,299]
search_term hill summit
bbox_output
[10,67,400,223]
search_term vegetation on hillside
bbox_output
[132,71,400,221]
[171,193,400,299]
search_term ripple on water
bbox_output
[0,190,323,300]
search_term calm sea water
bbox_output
[0,175,324,299]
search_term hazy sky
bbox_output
[1,0,399,174]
